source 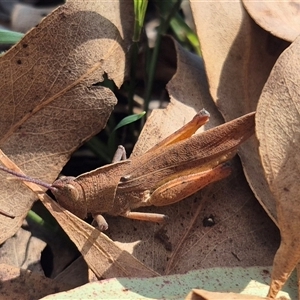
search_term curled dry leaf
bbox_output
[0,0,133,243]
[0,149,158,279]
[256,35,300,298]
[186,289,272,300]
[190,0,289,225]
[243,0,300,42]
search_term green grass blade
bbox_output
[0,29,23,44]
[112,111,146,133]
[170,13,201,56]
[27,210,59,233]
[133,0,148,42]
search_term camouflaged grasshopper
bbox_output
[0,110,255,230]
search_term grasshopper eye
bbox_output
[51,179,87,219]
[65,183,79,201]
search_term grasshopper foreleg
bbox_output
[93,145,128,230]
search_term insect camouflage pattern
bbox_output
[51,110,255,229]
[0,110,255,230]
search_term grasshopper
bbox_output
[0,110,255,230]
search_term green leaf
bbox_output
[37,266,296,299]
[112,111,146,132]
[170,13,201,56]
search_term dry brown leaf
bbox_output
[190,0,289,225]
[0,263,71,300]
[0,149,159,279]
[186,289,280,300]
[243,0,300,42]
[163,158,279,275]
[36,225,80,279]
[0,0,133,243]
[53,256,97,288]
[256,35,300,298]
[38,193,159,279]
[0,224,46,273]
[104,37,279,275]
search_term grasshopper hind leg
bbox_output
[147,163,231,207]
[93,211,168,230]
[121,211,168,223]
[121,164,231,224]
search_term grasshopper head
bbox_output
[52,176,87,219]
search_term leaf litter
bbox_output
[0,1,298,299]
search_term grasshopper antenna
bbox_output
[0,165,57,192]
[0,165,58,218]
